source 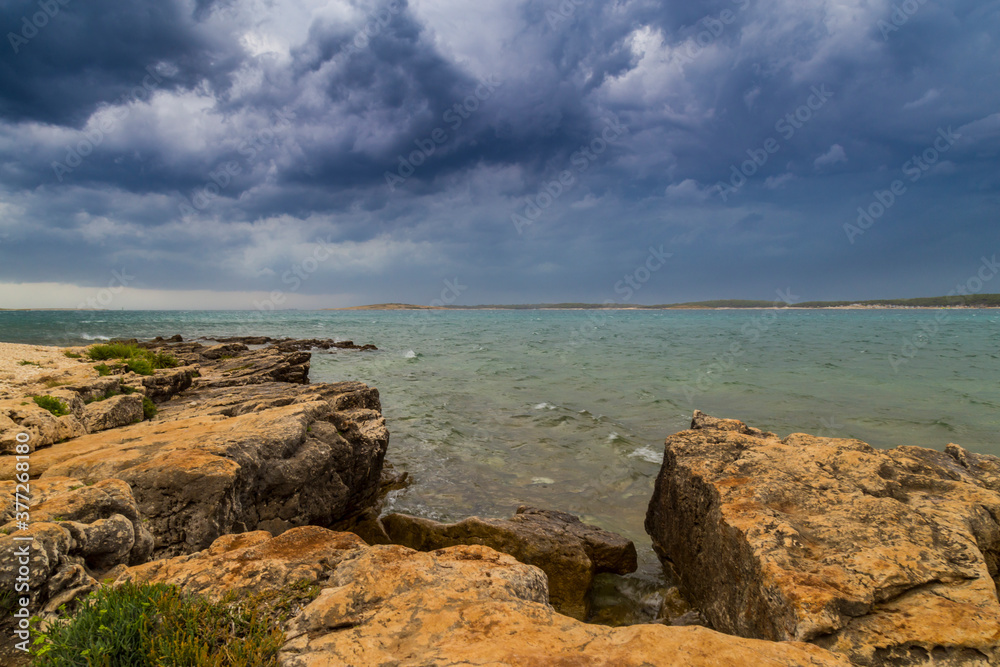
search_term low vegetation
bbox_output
[31,580,321,666]
[142,397,158,420]
[32,395,70,417]
[62,351,82,359]
[86,343,179,377]
[18,360,41,366]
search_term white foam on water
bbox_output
[80,333,111,340]
[533,402,557,410]
[530,477,555,485]
[629,446,664,464]
[404,350,417,358]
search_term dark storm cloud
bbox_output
[0,0,998,305]
[1,0,241,127]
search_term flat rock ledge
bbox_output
[0,340,389,571]
[380,506,638,620]
[118,525,848,667]
[646,410,1000,666]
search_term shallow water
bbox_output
[3,308,999,617]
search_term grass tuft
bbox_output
[86,344,179,377]
[32,395,70,417]
[142,397,158,420]
[31,582,285,666]
[19,360,41,366]
[63,351,83,359]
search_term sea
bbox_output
[3,308,998,620]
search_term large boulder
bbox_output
[381,506,637,620]
[81,394,144,432]
[0,478,153,612]
[116,526,847,667]
[646,411,1000,666]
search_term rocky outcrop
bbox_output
[0,341,389,561]
[646,411,1000,666]
[207,336,378,351]
[381,506,638,620]
[0,478,153,612]
[117,526,848,667]
[81,394,144,432]
[12,381,387,558]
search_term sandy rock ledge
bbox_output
[646,410,1000,666]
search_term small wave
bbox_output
[80,333,111,341]
[404,350,417,359]
[534,402,557,410]
[629,446,664,464]
[530,477,555,485]
[608,432,624,442]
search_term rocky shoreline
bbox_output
[2,337,998,665]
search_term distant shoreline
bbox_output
[4,295,999,312]
[326,296,1000,311]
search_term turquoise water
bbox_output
[2,309,999,583]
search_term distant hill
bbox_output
[329,294,1000,310]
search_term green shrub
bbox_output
[94,363,116,377]
[19,359,40,366]
[124,357,154,376]
[150,351,180,369]
[85,343,144,361]
[63,351,82,359]
[32,582,284,667]
[142,397,157,420]
[86,344,178,377]
[32,395,70,417]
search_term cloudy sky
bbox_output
[1,0,998,308]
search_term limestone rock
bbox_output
[645,412,1000,666]
[82,394,144,432]
[118,526,366,599]
[135,367,194,402]
[193,347,311,387]
[116,526,847,667]
[201,343,250,359]
[382,506,637,620]
[0,478,153,612]
[11,382,387,558]
[0,399,86,454]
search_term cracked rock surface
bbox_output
[0,341,389,560]
[118,525,849,667]
[0,477,153,612]
[646,410,1000,666]
[381,505,638,620]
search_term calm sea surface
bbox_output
[3,309,999,589]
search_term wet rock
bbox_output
[202,336,378,351]
[646,412,1000,666]
[381,506,638,620]
[201,343,249,360]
